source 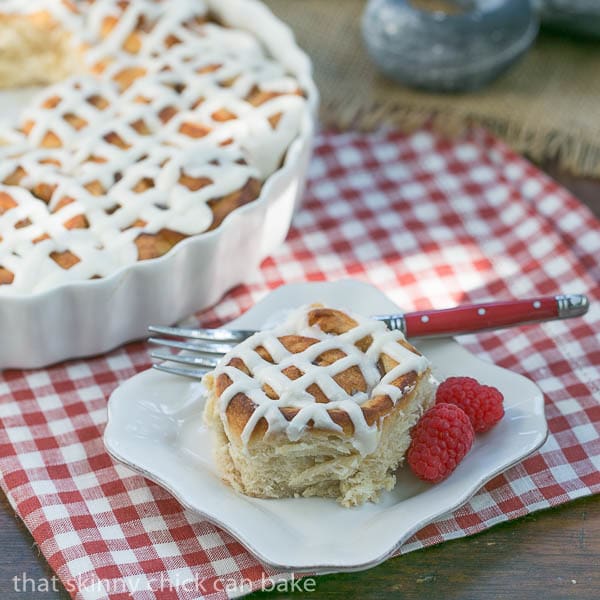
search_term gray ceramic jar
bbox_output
[362,0,539,92]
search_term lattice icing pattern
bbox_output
[0,0,306,294]
[214,305,431,456]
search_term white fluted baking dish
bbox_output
[0,0,318,369]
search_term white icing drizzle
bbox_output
[0,0,306,294]
[214,306,430,456]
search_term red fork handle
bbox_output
[375,294,589,338]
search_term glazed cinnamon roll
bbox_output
[204,304,437,507]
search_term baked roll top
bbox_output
[213,304,431,455]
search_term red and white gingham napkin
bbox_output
[1,128,599,600]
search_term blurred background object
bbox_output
[536,0,600,39]
[362,0,539,92]
[264,0,600,180]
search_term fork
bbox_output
[148,293,589,379]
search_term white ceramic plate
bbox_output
[104,280,548,571]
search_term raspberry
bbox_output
[407,403,474,483]
[436,376,504,433]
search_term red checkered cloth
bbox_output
[1,128,599,600]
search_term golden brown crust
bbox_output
[214,306,423,444]
[207,178,263,231]
[0,191,17,214]
[50,250,80,269]
[0,267,15,285]
[134,228,187,261]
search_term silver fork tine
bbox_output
[150,351,220,368]
[152,363,209,379]
[148,324,254,342]
[148,337,236,355]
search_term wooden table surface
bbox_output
[0,168,598,600]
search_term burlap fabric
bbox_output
[265,0,600,176]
